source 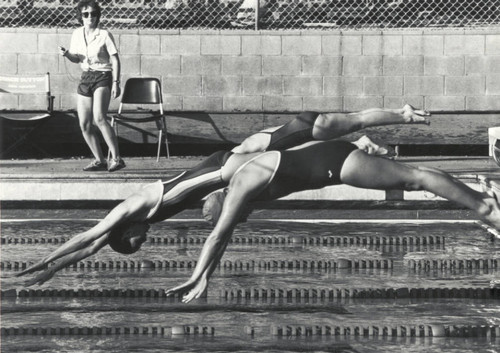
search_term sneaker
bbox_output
[83,159,107,171]
[108,158,126,172]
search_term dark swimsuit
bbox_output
[147,150,232,223]
[266,111,319,151]
[258,140,357,200]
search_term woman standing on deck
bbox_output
[59,0,125,172]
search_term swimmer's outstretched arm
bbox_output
[167,153,277,302]
[23,236,109,286]
[16,191,154,278]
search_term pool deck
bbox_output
[2,155,500,203]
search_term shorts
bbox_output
[77,71,112,97]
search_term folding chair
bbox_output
[0,72,54,157]
[110,77,169,161]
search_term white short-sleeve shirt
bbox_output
[69,26,118,72]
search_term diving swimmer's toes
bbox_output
[403,104,431,125]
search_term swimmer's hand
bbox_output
[15,261,49,277]
[165,280,196,298]
[402,104,431,125]
[58,45,67,57]
[181,277,208,303]
[23,269,55,287]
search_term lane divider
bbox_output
[406,258,498,270]
[266,324,500,338]
[2,286,498,299]
[1,235,445,247]
[219,287,500,300]
[0,325,214,336]
[1,258,393,271]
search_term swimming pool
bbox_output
[1,213,499,352]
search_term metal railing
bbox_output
[2,0,500,30]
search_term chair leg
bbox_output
[157,129,162,163]
[163,117,170,159]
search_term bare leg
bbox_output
[340,150,500,229]
[77,94,105,162]
[313,104,430,140]
[92,87,120,160]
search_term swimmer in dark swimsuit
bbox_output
[166,139,500,303]
[16,105,431,286]
[232,104,430,154]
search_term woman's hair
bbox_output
[76,0,102,25]
[108,222,141,255]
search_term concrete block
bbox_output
[425,56,464,76]
[445,35,485,55]
[0,33,37,53]
[223,96,263,111]
[344,96,383,111]
[120,55,141,75]
[263,96,302,112]
[324,77,363,96]
[0,94,18,110]
[445,76,485,96]
[343,56,382,76]
[203,76,241,96]
[161,35,200,55]
[283,77,322,96]
[0,54,17,75]
[364,76,403,96]
[302,56,342,76]
[222,57,261,75]
[262,56,301,76]
[487,75,500,94]
[201,36,240,55]
[119,34,160,55]
[404,76,444,96]
[303,96,343,111]
[183,96,223,111]
[467,96,500,111]
[403,35,444,56]
[18,54,59,74]
[384,96,424,109]
[425,96,465,111]
[242,35,281,56]
[163,96,183,110]
[340,35,362,56]
[466,56,500,74]
[182,56,221,75]
[321,35,341,56]
[283,36,321,55]
[363,35,402,56]
[383,56,424,76]
[486,34,500,55]
[59,94,78,110]
[141,55,180,76]
[163,76,201,96]
[243,76,282,95]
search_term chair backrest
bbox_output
[0,72,53,113]
[120,77,163,105]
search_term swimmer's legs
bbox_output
[340,149,500,229]
[313,104,430,140]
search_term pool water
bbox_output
[1,216,499,352]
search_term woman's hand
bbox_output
[24,268,55,287]
[165,279,197,298]
[15,260,48,277]
[112,82,121,99]
[181,277,208,303]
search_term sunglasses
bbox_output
[82,11,98,18]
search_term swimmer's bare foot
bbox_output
[402,104,431,125]
[353,135,396,158]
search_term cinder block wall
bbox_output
[2,28,500,112]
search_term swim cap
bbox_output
[202,189,227,226]
[108,222,148,254]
